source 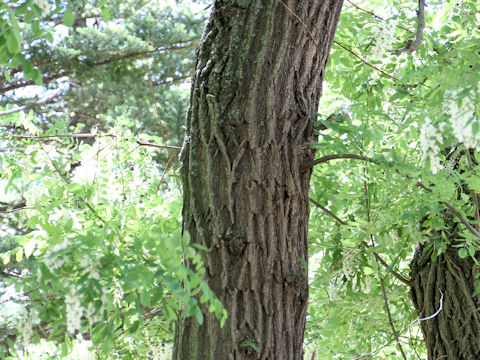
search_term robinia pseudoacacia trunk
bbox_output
[173,1,343,359]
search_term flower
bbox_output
[419,118,443,174]
[65,287,84,333]
[444,89,477,149]
[32,0,50,16]
[370,18,399,60]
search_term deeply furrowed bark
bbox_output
[410,244,480,359]
[173,1,343,359]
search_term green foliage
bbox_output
[305,0,480,358]
[1,0,479,358]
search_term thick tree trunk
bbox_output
[410,243,480,359]
[174,1,343,359]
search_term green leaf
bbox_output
[6,33,19,54]
[63,7,75,27]
[101,7,111,21]
[458,248,468,259]
[3,68,12,82]
[31,68,43,85]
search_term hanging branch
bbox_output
[394,0,425,54]
[380,278,408,360]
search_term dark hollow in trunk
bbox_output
[173,1,343,359]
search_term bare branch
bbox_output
[11,133,115,140]
[136,140,181,151]
[309,198,346,225]
[301,153,377,172]
[0,87,65,116]
[333,41,403,82]
[380,278,408,360]
[394,0,425,54]
[0,201,27,213]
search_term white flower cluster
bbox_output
[85,288,107,326]
[444,89,478,149]
[112,277,124,307]
[370,18,399,60]
[42,239,69,274]
[362,276,372,294]
[16,307,37,348]
[32,0,50,16]
[342,249,359,280]
[151,343,173,360]
[80,254,102,280]
[65,287,84,333]
[419,118,444,174]
[67,336,95,360]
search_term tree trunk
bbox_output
[174,1,343,359]
[410,243,480,359]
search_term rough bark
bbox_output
[410,243,480,360]
[173,1,343,359]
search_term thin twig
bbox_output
[136,140,181,151]
[333,40,402,82]
[276,0,407,84]
[309,198,346,225]
[11,133,115,140]
[346,0,413,33]
[301,153,377,172]
[380,278,408,360]
[370,250,412,286]
[10,132,180,151]
[309,219,378,286]
[41,147,105,223]
[309,198,412,286]
[394,0,425,54]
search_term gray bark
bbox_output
[173,0,343,359]
[411,244,480,359]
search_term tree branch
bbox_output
[309,198,346,225]
[416,180,480,239]
[380,278,408,360]
[301,153,377,172]
[277,0,417,85]
[346,0,413,33]
[0,201,26,213]
[309,198,412,286]
[394,0,425,54]
[0,87,65,116]
[136,140,181,151]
